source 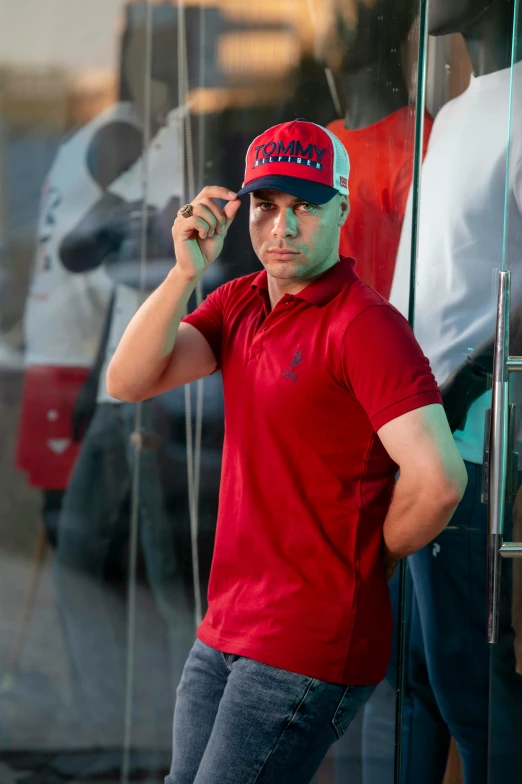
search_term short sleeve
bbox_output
[182,285,224,368]
[340,304,442,431]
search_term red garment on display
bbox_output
[328,108,433,299]
[183,258,441,685]
[16,365,88,489]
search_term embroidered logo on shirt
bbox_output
[282,348,302,383]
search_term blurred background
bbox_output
[0,1,516,783]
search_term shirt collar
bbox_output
[251,256,356,307]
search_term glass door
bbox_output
[394,1,522,782]
[486,2,522,782]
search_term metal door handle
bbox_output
[483,404,518,505]
[488,270,522,643]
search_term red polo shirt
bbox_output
[182,257,441,685]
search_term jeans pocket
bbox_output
[331,684,375,740]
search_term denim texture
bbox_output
[165,638,374,784]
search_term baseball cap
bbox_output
[237,119,350,205]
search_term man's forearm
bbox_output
[106,265,201,401]
[383,474,462,562]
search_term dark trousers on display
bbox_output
[405,461,522,784]
[54,401,194,744]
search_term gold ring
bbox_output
[179,203,193,218]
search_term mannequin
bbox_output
[429,0,515,74]
[433,0,520,430]
[317,0,413,128]
[319,0,432,297]
[389,1,522,782]
[48,6,203,779]
[13,6,149,549]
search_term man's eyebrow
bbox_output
[252,190,277,201]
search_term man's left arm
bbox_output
[377,403,468,572]
[341,304,468,575]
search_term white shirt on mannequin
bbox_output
[97,107,185,404]
[24,102,140,368]
[390,62,522,465]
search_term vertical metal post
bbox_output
[407,1,430,329]
[396,3,430,783]
[488,270,510,643]
[121,3,153,781]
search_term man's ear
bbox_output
[339,195,350,227]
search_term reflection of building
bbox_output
[189,1,310,112]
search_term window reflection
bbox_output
[391,2,522,782]
[9,1,518,783]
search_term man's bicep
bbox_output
[342,305,441,428]
[377,403,467,495]
[149,323,218,395]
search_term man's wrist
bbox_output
[168,263,204,288]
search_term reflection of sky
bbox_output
[0,0,122,71]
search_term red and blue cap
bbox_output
[237,119,350,205]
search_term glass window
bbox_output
[0,2,446,783]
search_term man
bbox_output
[107,120,467,784]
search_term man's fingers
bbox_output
[223,198,241,228]
[197,186,237,202]
[173,186,239,243]
[178,215,212,239]
[192,203,219,236]
[195,199,226,233]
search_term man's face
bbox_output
[249,189,349,282]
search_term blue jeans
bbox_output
[335,565,445,784]
[165,638,375,784]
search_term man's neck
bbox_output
[266,256,339,310]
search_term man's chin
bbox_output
[263,256,302,272]
[264,263,301,279]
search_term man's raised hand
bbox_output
[172,186,241,281]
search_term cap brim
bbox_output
[236,175,338,205]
